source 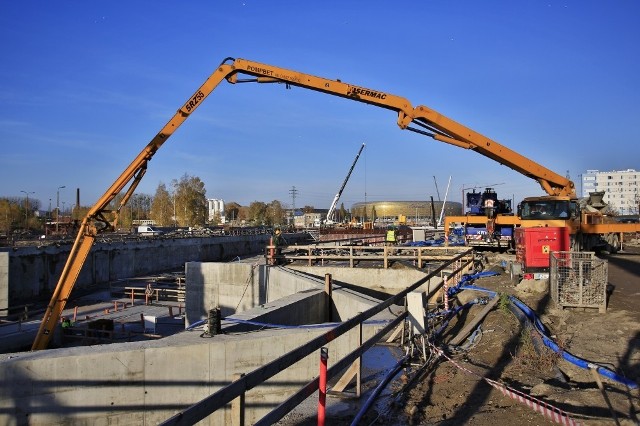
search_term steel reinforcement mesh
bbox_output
[550,251,607,310]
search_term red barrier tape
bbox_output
[429,343,582,426]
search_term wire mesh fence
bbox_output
[550,251,608,313]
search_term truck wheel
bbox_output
[509,262,522,284]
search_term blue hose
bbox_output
[452,282,638,389]
[350,355,409,426]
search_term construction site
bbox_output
[2,57,640,425]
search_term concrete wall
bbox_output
[185,263,400,328]
[1,256,405,424]
[0,325,373,425]
[5,233,308,306]
[289,265,447,296]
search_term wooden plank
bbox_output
[449,295,500,346]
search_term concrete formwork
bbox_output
[1,260,401,425]
[0,326,372,425]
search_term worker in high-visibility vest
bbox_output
[385,226,398,246]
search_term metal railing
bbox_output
[267,244,468,268]
[162,248,473,425]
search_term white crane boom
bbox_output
[326,143,366,224]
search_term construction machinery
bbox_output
[32,56,640,350]
[457,188,516,250]
[324,143,365,226]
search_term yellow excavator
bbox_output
[31,57,640,350]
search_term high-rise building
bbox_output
[207,198,226,224]
[580,169,640,215]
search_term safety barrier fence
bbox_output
[161,248,474,425]
[267,244,468,269]
[109,285,185,303]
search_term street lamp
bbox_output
[56,185,65,234]
[20,190,35,230]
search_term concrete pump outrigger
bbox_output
[32,57,640,350]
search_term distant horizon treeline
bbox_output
[0,173,354,234]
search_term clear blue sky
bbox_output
[1,1,639,213]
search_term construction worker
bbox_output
[61,317,73,335]
[483,197,495,219]
[145,283,154,305]
[385,226,398,246]
[272,228,286,264]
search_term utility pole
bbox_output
[20,190,35,230]
[289,186,298,227]
[56,186,65,234]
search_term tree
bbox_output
[248,201,267,225]
[150,183,173,226]
[109,193,131,229]
[0,198,21,234]
[211,212,222,225]
[225,202,242,223]
[131,193,152,222]
[172,174,207,227]
[339,203,347,223]
[303,205,315,213]
[266,200,286,226]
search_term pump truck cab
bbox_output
[33,56,640,350]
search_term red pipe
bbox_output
[318,347,328,426]
[269,237,274,265]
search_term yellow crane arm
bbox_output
[32,56,573,350]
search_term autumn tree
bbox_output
[248,201,267,225]
[266,200,286,226]
[109,193,131,228]
[338,203,348,223]
[225,202,242,223]
[150,183,173,226]
[0,198,22,234]
[173,174,207,227]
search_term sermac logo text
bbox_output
[184,90,205,113]
[347,86,387,100]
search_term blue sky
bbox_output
[1,1,639,213]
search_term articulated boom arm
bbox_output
[33,56,573,350]
[226,58,575,198]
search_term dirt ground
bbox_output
[375,244,640,426]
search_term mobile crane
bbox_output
[324,143,365,226]
[32,57,640,350]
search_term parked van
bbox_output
[137,226,163,236]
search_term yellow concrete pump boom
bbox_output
[32,56,574,350]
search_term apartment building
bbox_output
[581,169,640,215]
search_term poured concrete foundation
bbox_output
[1,259,424,424]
